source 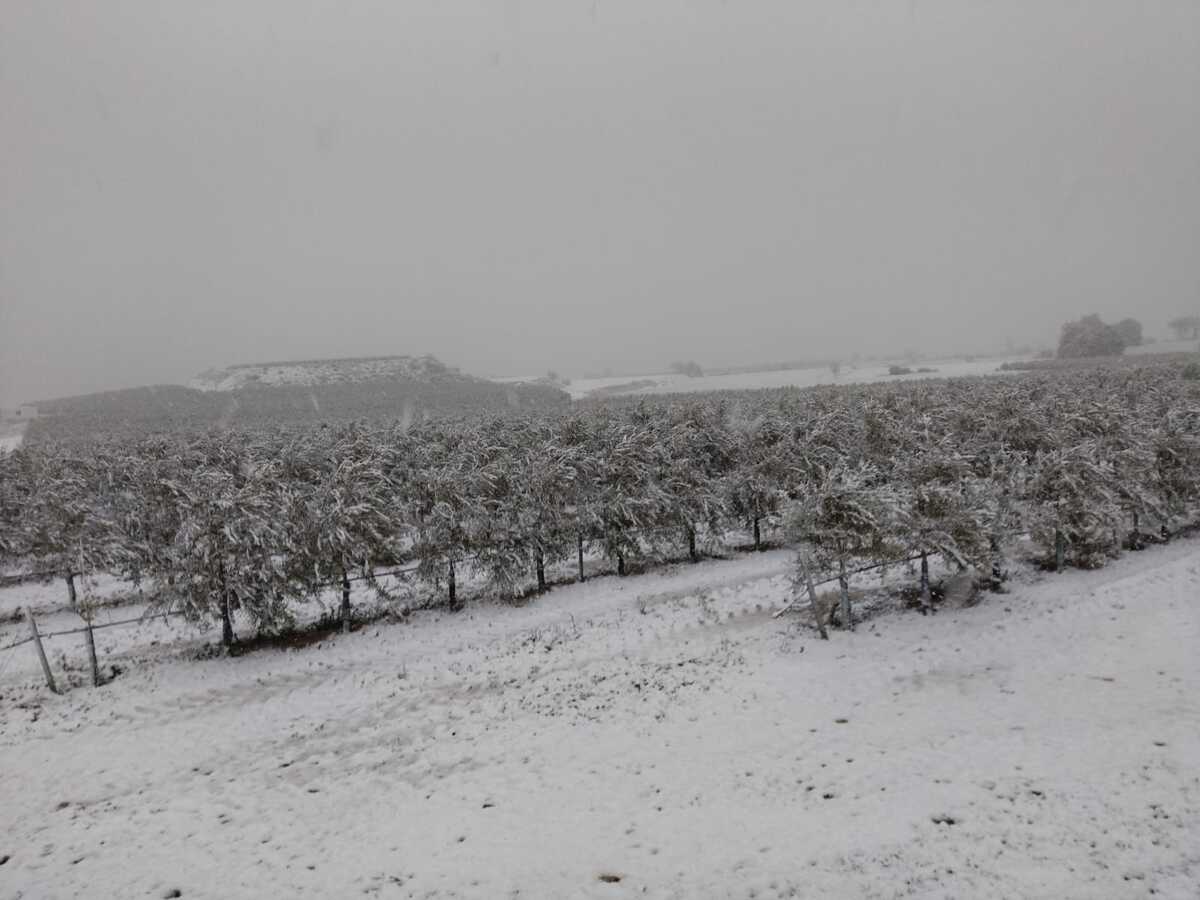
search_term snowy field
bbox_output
[505,357,1027,401]
[1,539,1197,899]
[1126,339,1199,356]
[0,421,26,453]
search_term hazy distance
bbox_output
[2,1,1198,405]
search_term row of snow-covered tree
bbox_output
[1,365,1198,646]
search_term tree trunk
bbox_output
[577,532,586,583]
[341,567,351,634]
[797,552,828,640]
[920,550,932,614]
[1054,529,1065,572]
[1131,511,1141,550]
[448,559,457,605]
[536,549,547,593]
[989,534,1004,590]
[220,592,234,650]
[617,553,625,577]
[838,555,853,631]
[753,517,761,551]
[687,526,698,563]
[218,561,234,650]
[66,573,77,610]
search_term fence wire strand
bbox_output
[0,520,1157,654]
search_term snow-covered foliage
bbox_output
[4,364,1199,646]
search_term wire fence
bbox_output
[0,522,747,656]
[1,513,1163,695]
[0,519,1048,651]
[0,634,33,652]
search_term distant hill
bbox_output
[27,355,570,444]
[191,354,455,391]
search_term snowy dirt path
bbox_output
[1,542,1197,899]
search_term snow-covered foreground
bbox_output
[1,541,1198,899]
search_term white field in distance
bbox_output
[497,355,1030,401]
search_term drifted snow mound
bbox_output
[191,354,457,392]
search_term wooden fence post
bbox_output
[84,620,101,687]
[797,552,829,641]
[26,611,59,694]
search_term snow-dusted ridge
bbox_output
[191,354,461,392]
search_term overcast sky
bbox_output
[2,1,1198,403]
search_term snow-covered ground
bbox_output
[548,358,1027,400]
[503,342,1199,400]
[1,539,1197,899]
[0,573,136,622]
[1126,339,1200,356]
[0,421,26,452]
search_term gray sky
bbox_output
[2,1,1198,403]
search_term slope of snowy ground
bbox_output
[1,540,1197,899]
